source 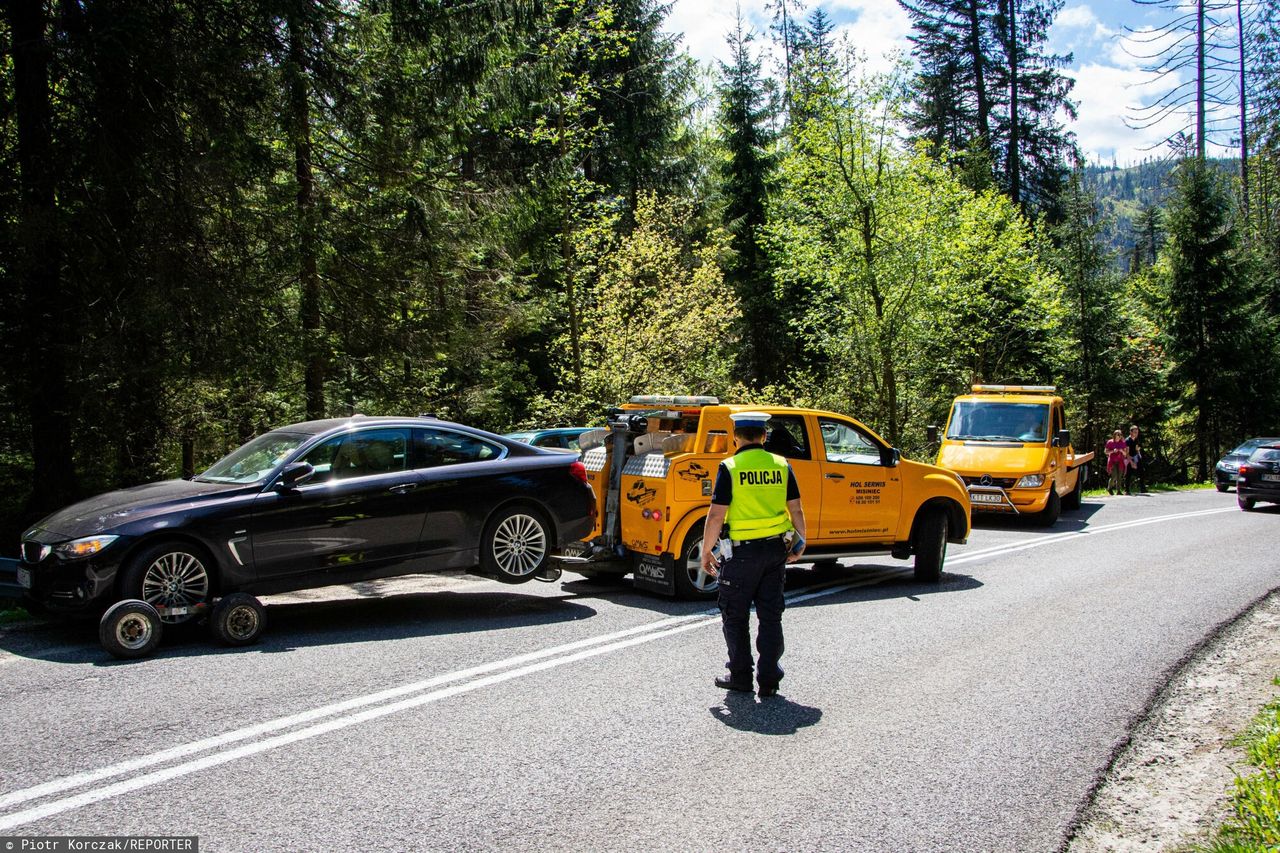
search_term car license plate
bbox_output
[1263,474,1280,482]
[16,567,31,589]
[970,492,1005,504]
[162,606,189,617]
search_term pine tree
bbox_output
[1161,159,1263,477]
[717,14,782,387]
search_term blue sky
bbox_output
[664,0,1240,165]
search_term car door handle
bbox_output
[825,473,845,480]
[388,483,418,495]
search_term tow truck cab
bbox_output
[564,396,971,599]
[933,385,1094,525]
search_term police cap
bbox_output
[729,411,771,429]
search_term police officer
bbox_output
[701,412,807,698]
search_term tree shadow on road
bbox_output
[709,691,823,736]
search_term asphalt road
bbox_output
[1,489,1277,851]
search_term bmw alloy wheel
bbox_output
[141,551,211,624]
[491,513,548,578]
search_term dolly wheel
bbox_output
[100,599,164,660]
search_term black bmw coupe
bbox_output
[17,416,595,622]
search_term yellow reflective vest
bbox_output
[722,448,794,540]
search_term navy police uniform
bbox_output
[710,421,801,695]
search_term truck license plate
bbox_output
[16,567,31,588]
[970,493,1004,504]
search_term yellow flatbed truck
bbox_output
[561,396,971,599]
[931,385,1094,526]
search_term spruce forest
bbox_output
[2,0,1279,548]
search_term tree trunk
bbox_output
[289,15,325,420]
[10,0,79,516]
[1196,0,1206,160]
[1237,0,1249,220]
[965,0,991,151]
[1005,0,1021,209]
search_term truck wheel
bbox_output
[912,508,948,583]
[99,599,163,660]
[1062,470,1083,510]
[119,540,214,625]
[674,521,718,600]
[481,505,551,583]
[209,594,266,646]
[1038,487,1061,526]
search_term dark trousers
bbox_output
[717,536,787,689]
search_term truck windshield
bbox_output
[946,402,1049,443]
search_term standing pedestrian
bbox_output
[1105,429,1128,495]
[701,412,808,699]
[1125,424,1145,494]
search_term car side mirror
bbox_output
[276,461,315,490]
[880,447,900,468]
[1052,429,1070,448]
[926,425,939,445]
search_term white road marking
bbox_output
[0,570,901,830]
[947,507,1237,567]
[0,503,1242,829]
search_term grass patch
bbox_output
[1196,677,1280,851]
[0,604,35,626]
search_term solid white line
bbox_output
[0,504,1237,828]
[0,573,866,814]
[0,570,900,831]
[946,506,1236,567]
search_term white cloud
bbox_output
[665,0,1232,164]
[664,0,770,70]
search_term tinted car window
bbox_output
[1249,448,1280,463]
[763,415,811,460]
[301,429,409,483]
[420,428,503,467]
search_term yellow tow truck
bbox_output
[930,385,1094,525]
[561,396,971,599]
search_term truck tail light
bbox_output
[569,461,588,483]
[652,510,663,521]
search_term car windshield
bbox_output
[946,402,1049,443]
[505,432,535,444]
[194,431,311,484]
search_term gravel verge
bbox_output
[1066,589,1280,852]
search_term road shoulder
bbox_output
[1067,589,1280,852]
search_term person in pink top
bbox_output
[1105,429,1128,495]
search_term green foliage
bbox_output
[538,192,738,424]
[766,55,1063,445]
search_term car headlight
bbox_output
[54,535,119,559]
[1015,474,1046,488]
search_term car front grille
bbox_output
[963,476,1018,489]
[21,540,51,564]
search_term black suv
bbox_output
[18,416,594,621]
[1237,445,1280,511]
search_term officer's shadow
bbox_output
[709,691,823,736]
